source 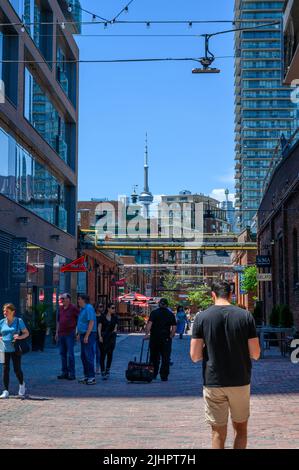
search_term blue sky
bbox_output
[76,0,235,203]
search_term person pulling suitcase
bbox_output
[144,298,177,381]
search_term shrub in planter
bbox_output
[279,304,294,328]
[253,302,263,326]
[269,305,280,327]
[28,304,49,351]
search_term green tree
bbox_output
[241,265,258,299]
[188,285,213,311]
[160,273,179,309]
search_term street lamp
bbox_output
[192,35,221,74]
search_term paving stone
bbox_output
[0,334,299,448]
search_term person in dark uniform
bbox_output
[98,302,119,380]
[144,298,176,381]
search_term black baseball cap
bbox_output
[159,298,169,307]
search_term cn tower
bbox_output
[139,134,153,218]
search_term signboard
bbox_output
[60,256,87,273]
[256,255,271,268]
[257,273,272,282]
[11,238,27,283]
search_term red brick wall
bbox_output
[258,141,299,330]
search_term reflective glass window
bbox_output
[24,67,70,164]
[0,126,69,232]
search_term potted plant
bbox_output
[279,304,294,328]
[46,308,58,345]
[252,301,263,326]
[29,304,49,351]
[269,305,280,327]
[268,305,281,347]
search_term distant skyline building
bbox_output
[139,134,154,218]
[234,0,297,231]
[221,189,236,232]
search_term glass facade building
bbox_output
[0,1,79,314]
[234,0,298,230]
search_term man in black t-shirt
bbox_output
[190,281,260,450]
[144,298,176,381]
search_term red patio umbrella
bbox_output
[118,292,151,303]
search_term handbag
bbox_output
[14,318,30,355]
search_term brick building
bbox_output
[255,0,299,329]
[232,228,257,312]
[77,200,122,306]
[258,140,299,329]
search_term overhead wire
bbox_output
[0,20,280,64]
[0,19,281,28]
[111,0,138,23]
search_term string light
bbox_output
[0,19,280,29]
[61,22,65,30]
[111,0,137,23]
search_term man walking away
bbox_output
[56,293,79,380]
[190,281,260,449]
[144,298,176,381]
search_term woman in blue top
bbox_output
[176,305,188,340]
[0,303,29,399]
[77,294,97,385]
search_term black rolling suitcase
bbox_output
[125,339,155,383]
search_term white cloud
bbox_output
[210,189,235,203]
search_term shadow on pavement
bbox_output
[4,335,299,399]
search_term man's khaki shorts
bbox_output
[203,384,250,427]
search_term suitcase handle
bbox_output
[140,338,150,364]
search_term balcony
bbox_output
[58,0,82,34]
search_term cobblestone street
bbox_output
[1,334,299,449]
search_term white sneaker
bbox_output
[0,390,9,399]
[18,383,26,397]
